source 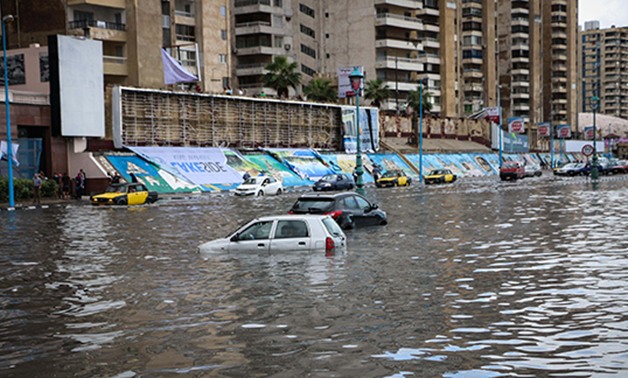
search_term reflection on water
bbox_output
[0,178,627,377]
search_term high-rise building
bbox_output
[4,0,230,93]
[579,21,628,120]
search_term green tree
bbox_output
[364,78,391,108]
[303,77,336,102]
[263,56,301,98]
[407,83,433,147]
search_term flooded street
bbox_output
[1,177,627,377]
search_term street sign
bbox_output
[582,144,594,156]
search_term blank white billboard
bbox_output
[56,35,104,137]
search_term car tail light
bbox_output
[325,237,335,253]
[288,210,294,214]
[325,210,343,219]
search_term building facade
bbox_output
[4,0,231,93]
[580,21,628,121]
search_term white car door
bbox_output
[270,220,312,252]
[227,220,274,253]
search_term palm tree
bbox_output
[364,78,391,108]
[262,56,301,98]
[406,84,433,147]
[303,77,336,102]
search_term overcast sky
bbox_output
[579,0,628,28]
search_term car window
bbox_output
[274,220,309,239]
[355,196,371,211]
[237,221,273,240]
[291,198,335,213]
[340,196,359,210]
[322,217,343,237]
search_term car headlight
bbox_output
[322,183,331,187]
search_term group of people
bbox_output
[31,169,86,204]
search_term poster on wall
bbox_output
[502,132,530,153]
[341,106,379,153]
[583,126,594,140]
[508,117,525,134]
[537,122,550,137]
[0,54,25,86]
[556,124,572,138]
[263,148,335,181]
[337,66,363,99]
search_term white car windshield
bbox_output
[243,178,261,185]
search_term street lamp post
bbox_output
[497,85,502,167]
[349,67,365,196]
[2,14,15,208]
[591,95,599,180]
[418,78,425,183]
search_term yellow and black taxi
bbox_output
[375,169,412,188]
[424,169,457,185]
[90,183,159,206]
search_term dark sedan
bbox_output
[313,173,355,191]
[289,192,387,229]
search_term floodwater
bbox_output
[1,176,627,377]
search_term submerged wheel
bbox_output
[116,197,127,206]
[257,191,264,196]
[276,188,283,195]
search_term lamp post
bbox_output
[497,84,502,167]
[591,94,599,180]
[2,14,15,208]
[418,78,425,183]
[349,67,365,196]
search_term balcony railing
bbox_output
[235,0,271,7]
[69,19,126,31]
[235,21,271,28]
[103,55,127,64]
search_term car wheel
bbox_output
[348,184,354,190]
[568,171,575,176]
[440,177,445,184]
[116,197,127,206]
[379,217,388,226]
[257,191,264,196]
[276,188,282,195]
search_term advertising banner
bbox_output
[503,132,530,153]
[338,66,363,99]
[484,107,500,124]
[508,117,525,134]
[583,126,594,140]
[106,155,202,193]
[263,148,335,181]
[341,106,379,153]
[321,154,375,183]
[366,153,417,178]
[244,154,311,187]
[556,124,572,138]
[537,122,550,137]
[127,146,242,187]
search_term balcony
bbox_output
[375,38,422,51]
[375,57,424,72]
[463,69,483,79]
[233,0,275,15]
[67,0,125,8]
[236,63,268,76]
[375,13,423,30]
[174,11,195,26]
[103,55,128,76]
[235,21,283,36]
[68,19,127,42]
[374,0,423,8]
[236,45,285,56]
[422,37,440,49]
[512,92,530,99]
[513,104,530,111]
[463,84,483,92]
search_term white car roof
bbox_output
[254,214,329,222]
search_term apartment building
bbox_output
[3,0,230,93]
[580,21,628,121]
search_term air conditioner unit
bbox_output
[284,44,291,51]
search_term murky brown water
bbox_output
[1,176,627,377]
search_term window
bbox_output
[220,6,226,17]
[355,197,371,211]
[462,49,483,59]
[340,196,359,210]
[275,220,309,239]
[300,44,316,58]
[221,29,227,40]
[300,24,315,38]
[301,64,315,76]
[237,221,273,240]
[299,3,315,18]
[219,54,227,63]
[175,24,195,41]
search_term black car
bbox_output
[289,192,387,229]
[313,173,355,191]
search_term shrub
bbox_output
[0,176,59,202]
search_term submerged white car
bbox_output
[235,176,283,196]
[198,215,347,255]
